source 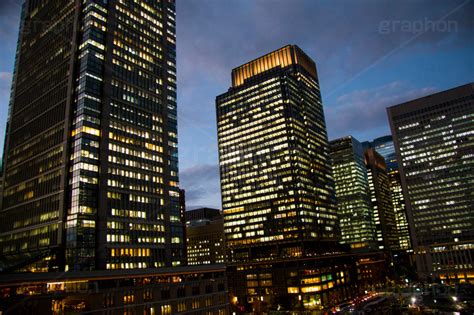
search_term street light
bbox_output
[452,296,458,302]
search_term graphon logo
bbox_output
[379,18,458,34]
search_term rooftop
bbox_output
[231,44,317,87]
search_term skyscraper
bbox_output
[216,45,339,262]
[388,169,411,251]
[0,0,183,272]
[330,136,377,251]
[388,83,474,281]
[216,45,389,311]
[363,136,411,250]
[364,149,399,251]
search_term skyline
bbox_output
[1,0,473,209]
[0,1,472,313]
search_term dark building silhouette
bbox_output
[363,136,412,251]
[364,149,399,251]
[0,0,184,272]
[330,136,377,251]
[388,83,474,281]
[185,207,222,223]
[362,136,397,171]
[179,189,187,265]
[179,189,187,225]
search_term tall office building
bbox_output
[216,45,339,262]
[0,0,183,272]
[364,149,399,251]
[330,136,377,251]
[388,169,411,250]
[388,83,474,281]
[216,46,390,311]
[363,136,411,250]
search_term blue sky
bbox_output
[0,0,473,209]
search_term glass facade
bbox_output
[0,0,78,272]
[0,0,184,272]
[330,136,377,251]
[216,45,339,262]
[65,0,107,271]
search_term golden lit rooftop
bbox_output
[231,45,317,87]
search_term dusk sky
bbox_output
[0,0,473,209]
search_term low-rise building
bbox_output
[186,208,226,265]
[0,265,229,314]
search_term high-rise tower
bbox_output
[0,0,183,272]
[363,136,411,251]
[388,83,474,280]
[364,149,399,251]
[216,45,339,262]
[216,46,388,310]
[330,136,377,251]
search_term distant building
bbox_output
[330,136,377,251]
[186,208,226,265]
[179,189,187,226]
[387,169,412,251]
[362,136,397,171]
[0,265,229,314]
[185,207,222,223]
[388,83,474,282]
[364,149,399,251]
[363,136,412,251]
